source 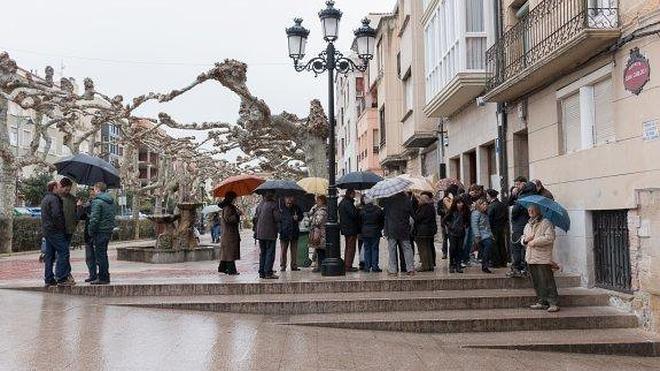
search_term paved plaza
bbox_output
[0,232,659,370]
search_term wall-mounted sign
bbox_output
[643,120,658,141]
[624,47,650,95]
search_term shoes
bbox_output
[291,267,300,271]
[264,274,279,280]
[84,277,97,283]
[441,254,448,260]
[455,267,464,273]
[530,303,548,310]
[547,305,560,313]
[57,275,76,287]
[312,268,321,273]
[346,267,359,272]
[38,254,45,263]
[449,266,456,273]
[405,271,416,276]
[506,270,522,278]
[226,272,240,276]
[280,267,286,272]
[44,281,57,288]
[482,268,493,274]
[460,262,467,268]
[90,279,110,285]
[372,268,382,273]
[387,272,398,277]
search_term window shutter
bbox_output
[594,78,614,145]
[562,93,581,153]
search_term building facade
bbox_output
[485,0,660,332]
[422,0,499,187]
[335,66,360,176]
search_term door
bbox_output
[593,210,632,292]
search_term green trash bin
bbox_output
[297,231,312,268]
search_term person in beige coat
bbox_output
[522,205,560,313]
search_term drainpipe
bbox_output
[494,0,509,201]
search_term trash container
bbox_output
[297,231,312,267]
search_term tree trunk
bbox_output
[132,192,140,240]
[302,136,328,178]
[154,195,163,215]
[0,96,16,254]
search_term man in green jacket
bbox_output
[88,182,116,285]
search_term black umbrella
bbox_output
[336,171,383,190]
[254,180,306,196]
[54,153,121,188]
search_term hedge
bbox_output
[8,217,155,253]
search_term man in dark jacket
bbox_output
[59,177,79,243]
[359,196,384,272]
[41,181,74,287]
[338,189,360,272]
[486,189,509,268]
[278,196,302,272]
[508,177,536,277]
[255,192,281,279]
[382,192,415,275]
[414,192,437,272]
[77,188,97,282]
[88,182,116,285]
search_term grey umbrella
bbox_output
[253,180,306,196]
[54,153,121,188]
[336,171,383,190]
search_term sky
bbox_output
[2,0,393,154]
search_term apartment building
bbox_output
[422,0,500,188]
[485,0,660,331]
[335,66,360,176]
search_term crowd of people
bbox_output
[216,175,561,312]
[40,179,116,287]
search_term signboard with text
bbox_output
[624,47,650,96]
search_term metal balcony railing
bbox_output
[486,0,619,92]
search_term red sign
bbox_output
[624,48,650,95]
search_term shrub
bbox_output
[11,217,155,252]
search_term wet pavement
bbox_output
[1,289,659,371]
[2,233,660,370]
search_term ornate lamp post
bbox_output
[286,1,376,276]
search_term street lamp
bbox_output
[286,1,376,276]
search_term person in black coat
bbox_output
[359,196,384,272]
[486,189,509,268]
[382,192,415,275]
[414,192,437,272]
[437,184,459,260]
[278,196,302,272]
[508,177,536,277]
[338,189,360,272]
[444,197,470,273]
[40,181,73,287]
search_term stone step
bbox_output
[436,329,660,357]
[282,306,638,334]
[22,273,582,297]
[110,288,609,315]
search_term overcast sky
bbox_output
[3,0,392,152]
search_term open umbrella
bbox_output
[365,177,413,199]
[436,177,465,192]
[54,153,120,188]
[397,174,434,192]
[254,180,306,196]
[297,177,328,195]
[201,204,221,215]
[516,195,571,232]
[337,171,383,190]
[213,174,265,198]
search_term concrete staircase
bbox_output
[22,272,660,356]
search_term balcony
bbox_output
[484,0,620,102]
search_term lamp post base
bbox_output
[321,257,345,276]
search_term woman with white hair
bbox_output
[359,195,384,272]
[522,204,560,312]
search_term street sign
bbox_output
[624,47,650,96]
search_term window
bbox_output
[561,93,581,153]
[593,78,614,145]
[396,52,401,77]
[9,125,18,146]
[403,75,413,113]
[377,41,384,75]
[379,106,386,146]
[559,74,614,152]
[21,129,31,147]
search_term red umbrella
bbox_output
[213,175,265,198]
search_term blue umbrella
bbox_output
[516,195,571,232]
[54,153,121,188]
[336,171,383,190]
[253,180,306,196]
